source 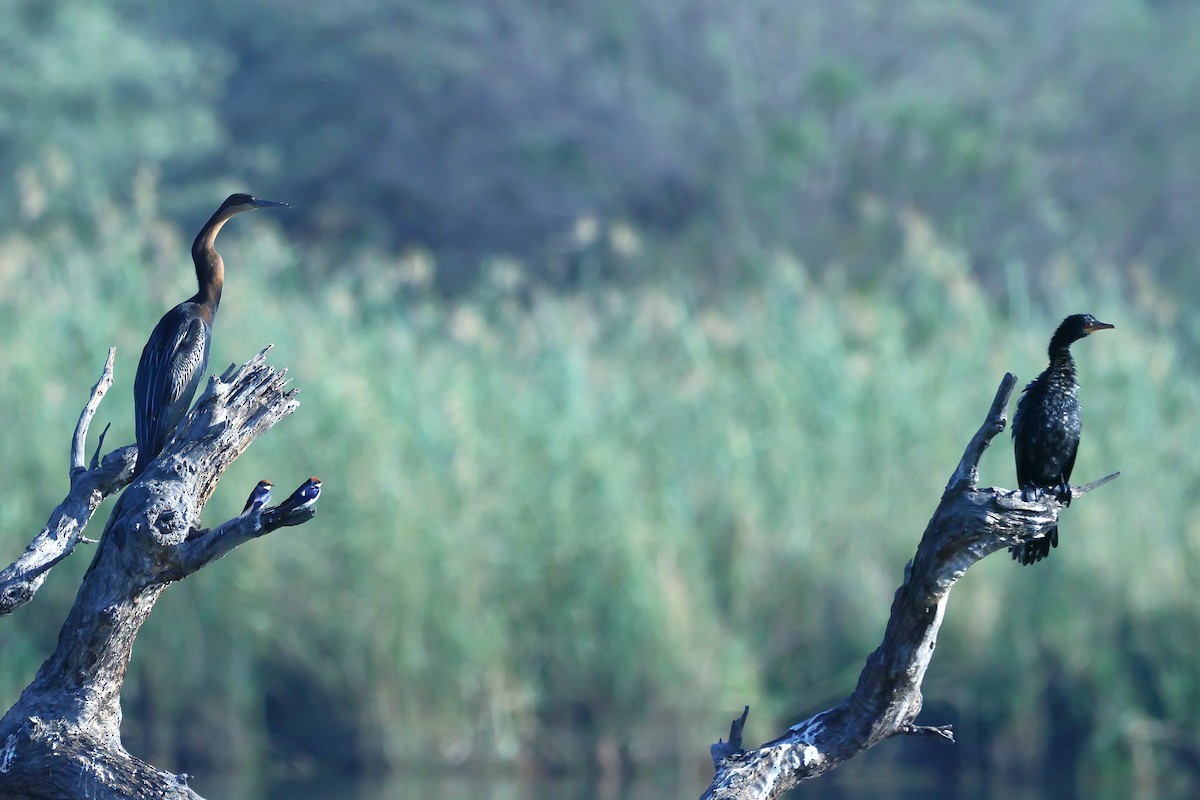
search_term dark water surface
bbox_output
[196,771,692,800]
[187,769,1064,800]
[188,757,1200,799]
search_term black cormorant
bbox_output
[1010,313,1113,565]
[133,194,288,474]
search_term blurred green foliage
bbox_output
[2,0,1200,795]
[8,1,1200,292]
[1,195,1198,795]
[0,0,223,229]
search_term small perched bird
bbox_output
[1011,314,1114,565]
[133,194,288,474]
[241,480,273,516]
[277,477,321,514]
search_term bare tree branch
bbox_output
[70,347,116,479]
[702,374,1120,800]
[943,373,1016,499]
[0,350,135,617]
[710,707,750,765]
[166,487,317,582]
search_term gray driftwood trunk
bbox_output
[702,374,1118,799]
[0,347,318,800]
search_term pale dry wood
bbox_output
[70,347,116,477]
[0,347,319,800]
[703,374,1120,800]
[0,349,136,618]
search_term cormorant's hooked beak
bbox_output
[250,198,290,209]
[1084,320,1115,335]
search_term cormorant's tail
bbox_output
[1010,525,1059,566]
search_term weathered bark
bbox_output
[0,347,318,800]
[703,374,1119,800]
[0,348,135,617]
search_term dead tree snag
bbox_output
[0,347,319,800]
[703,374,1119,800]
